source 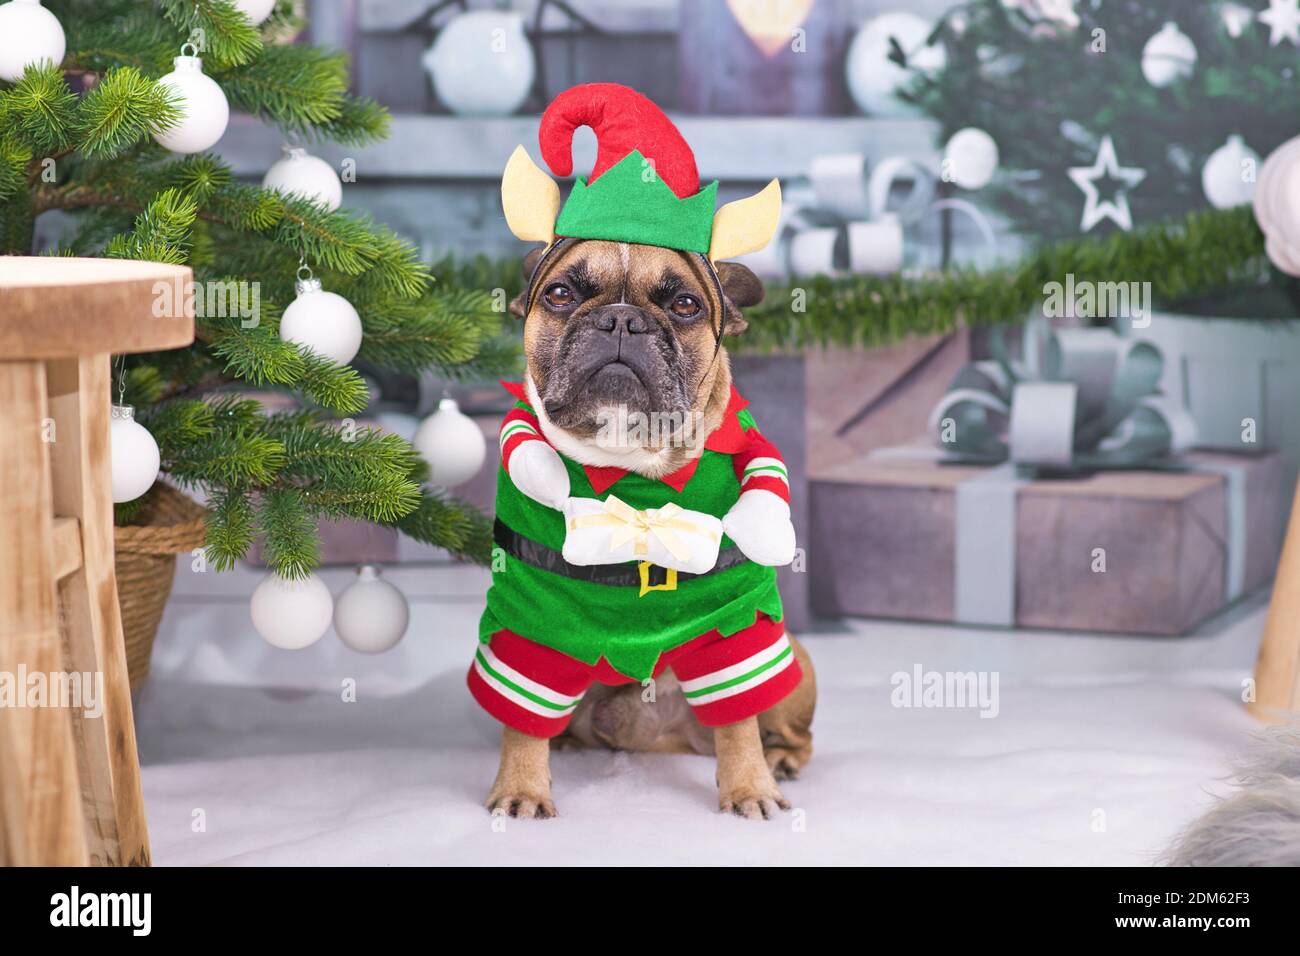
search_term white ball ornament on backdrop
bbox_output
[333,565,409,654]
[846,12,947,118]
[109,405,161,503]
[262,145,343,211]
[943,128,1000,190]
[279,267,363,366]
[1253,134,1300,275]
[421,10,536,116]
[1202,134,1259,209]
[413,398,487,488]
[153,51,230,154]
[234,0,277,25]
[251,571,334,650]
[0,0,65,82]
[1141,22,1196,88]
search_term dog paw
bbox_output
[485,789,558,819]
[719,785,790,820]
[764,745,811,781]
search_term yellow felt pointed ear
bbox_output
[708,179,782,262]
[501,145,560,244]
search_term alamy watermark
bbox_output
[891,664,1000,719]
[0,666,103,719]
[152,277,262,329]
[595,405,706,449]
[1042,273,1151,328]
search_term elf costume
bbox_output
[469,84,799,739]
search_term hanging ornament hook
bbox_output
[294,258,321,295]
[180,41,199,58]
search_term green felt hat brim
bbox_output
[553,151,718,254]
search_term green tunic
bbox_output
[479,401,783,681]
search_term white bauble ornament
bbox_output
[153,54,230,154]
[251,572,333,650]
[234,0,276,25]
[0,0,63,82]
[0,0,65,83]
[262,145,343,211]
[109,405,160,503]
[1219,2,1256,38]
[413,398,486,488]
[1202,134,1259,209]
[846,12,947,118]
[279,271,363,366]
[1141,22,1196,88]
[943,128,999,190]
[421,10,536,116]
[334,565,409,654]
[1255,135,1300,275]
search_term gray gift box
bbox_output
[809,446,1285,635]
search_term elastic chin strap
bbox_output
[522,239,729,404]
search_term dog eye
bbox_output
[669,294,702,319]
[543,283,576,309]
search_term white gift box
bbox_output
[562,496,722,575]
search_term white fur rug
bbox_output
[135,560,1266,866]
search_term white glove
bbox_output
[508,440,569,510]
[561,497,722,574]
[723,489,796,566]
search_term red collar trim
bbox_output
[500,381,749,493]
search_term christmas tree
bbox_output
[903,0,1300,245]
[0,0,505,576]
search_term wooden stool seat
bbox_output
[0,257,194,866]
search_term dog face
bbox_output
[512,240,764,446]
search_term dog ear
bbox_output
[716,261,763,336]
[716,261,764,307]
[508,246,549,319]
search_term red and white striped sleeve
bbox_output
[498,404,549,473]
[732,427,790,504]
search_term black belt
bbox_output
[493,518,747,592]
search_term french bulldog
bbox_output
[481,239,816,820]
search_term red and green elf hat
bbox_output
[501,83,781,262]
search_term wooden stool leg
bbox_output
[1251,475,1300,721]
[0,360,89,866]
[46,355,151,865]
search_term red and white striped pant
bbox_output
[467,612,801,738]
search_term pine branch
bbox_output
[0,135,32,203]
[0,64,78,155]
[75,66,180,159]
[395,492,494,565]
[104,186,197,263]
[259,488,317,580]
[158,0,263,68]
[204,488,256,572]
[355,288,503,373]
[314,94,391,148]
[213,43,348,135]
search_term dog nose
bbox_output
[593,305,648,335]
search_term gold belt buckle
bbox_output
[638,561,677,597]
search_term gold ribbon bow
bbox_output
[568,495,714,562]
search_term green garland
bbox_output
[740,205,1286,350]
[465,205,1286,356]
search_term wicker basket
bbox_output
[114,484,207,691]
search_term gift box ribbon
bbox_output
[568,495,716,563]
[868,321,1245,626]
[928,320,1198,470]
